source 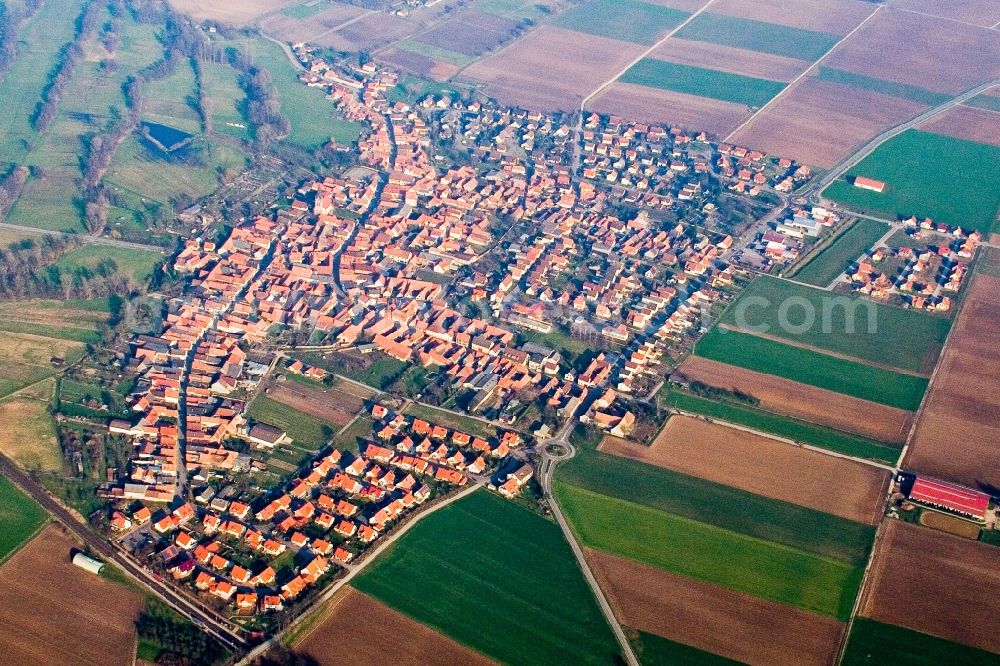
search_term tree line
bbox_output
[0,164,29,218]
[0,234,138,300]
[32,0,102,132]
[135,606,229,666]
[0,0,42,82]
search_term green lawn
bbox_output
[201,60,252,142]
[55,245,163,283]
[353,489,621,665]
[0,474,48,564]
[842,619,1000,666]
[556,483,863,619]
[403,402,496,439]
[632,631,741,666]
[794,219,890,287]
[554,0,689,44]
[331,415,374,452]
[247,395,336,451]
[822,130,1000,233]
[234,36,362,148]
[694,327,929,410]
[676,13,839,61]
[720,276,950,374]
[621,59,785,107]
[306,352,406,391]
[658,387,901,462]
[143,58,203,134]
[814,67,950,106]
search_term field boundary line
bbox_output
[667,408,896,472]
[723,4,882,142]
[893,7,1000,31]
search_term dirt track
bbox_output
[904,274,1000,489]
[587,549,845,666]
[860,520,1000,654]
[600,415,889,524]
[296,587,496,666]
[677,355,913,443]
[0,525,143,666]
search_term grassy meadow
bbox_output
[0,475,48,563]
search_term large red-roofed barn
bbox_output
[907,476,990,520]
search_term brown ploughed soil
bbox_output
[588,82,749,135]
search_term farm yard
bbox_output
[822,130,1000,233]
[903,272,1000,489]
[294,588,497,666]
[793,219,890,287]
[0,525,143,665]
[588,550,845,666]
[599,415,890,524]
[858,520,1000,655]
[676,355,914,443]
[352,490,621,665]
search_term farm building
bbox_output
[72,552,106,575]
[907,475,990,520]
[853,176,886,193]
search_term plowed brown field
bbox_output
[921,105,1000,148]
[587,549,845,666]
[860,520,1000,654]
[730,77,925,167]
[887,0,1000,29]
[269,379,365,426]
[0,525,143,666]
[824,8,1000,95]
[653,39,809,81]
[295,587,496,666]
[589,82,749,134]
[677,355,913,443]
[460,26,644,111]
[708,0,875,34]
[599,415,889,524]
[904,274,1000,489]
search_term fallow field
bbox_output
[0,525,143,665]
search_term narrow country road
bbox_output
[0,221,169,253]
[539,417,641,666]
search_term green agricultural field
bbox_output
[557,428,875,564]
[694,327,929,410]
[281,1,327,19]
[55,245,163,283]
[621,59,785,107]
[247,395,337,451]
[396,40,476,67]
[814,67,950,106]
[658,387,901,463]
[793,219,890,287]
[676,13,839,61]
[353,490,620,665]
[822,130,1000,233]
[842,619,1000,666]
[556,483,863,619]
[477,0,552,20]
[0,475,48,563]
[965,93,1000,114]
[632,632,740,666]
[0,321,100,343]
[200,60,252,142]
[402,403,496,439]
[234,36,362,148]
[554,0,689,45]
[143,59,203,134]
[720,276,950,374]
